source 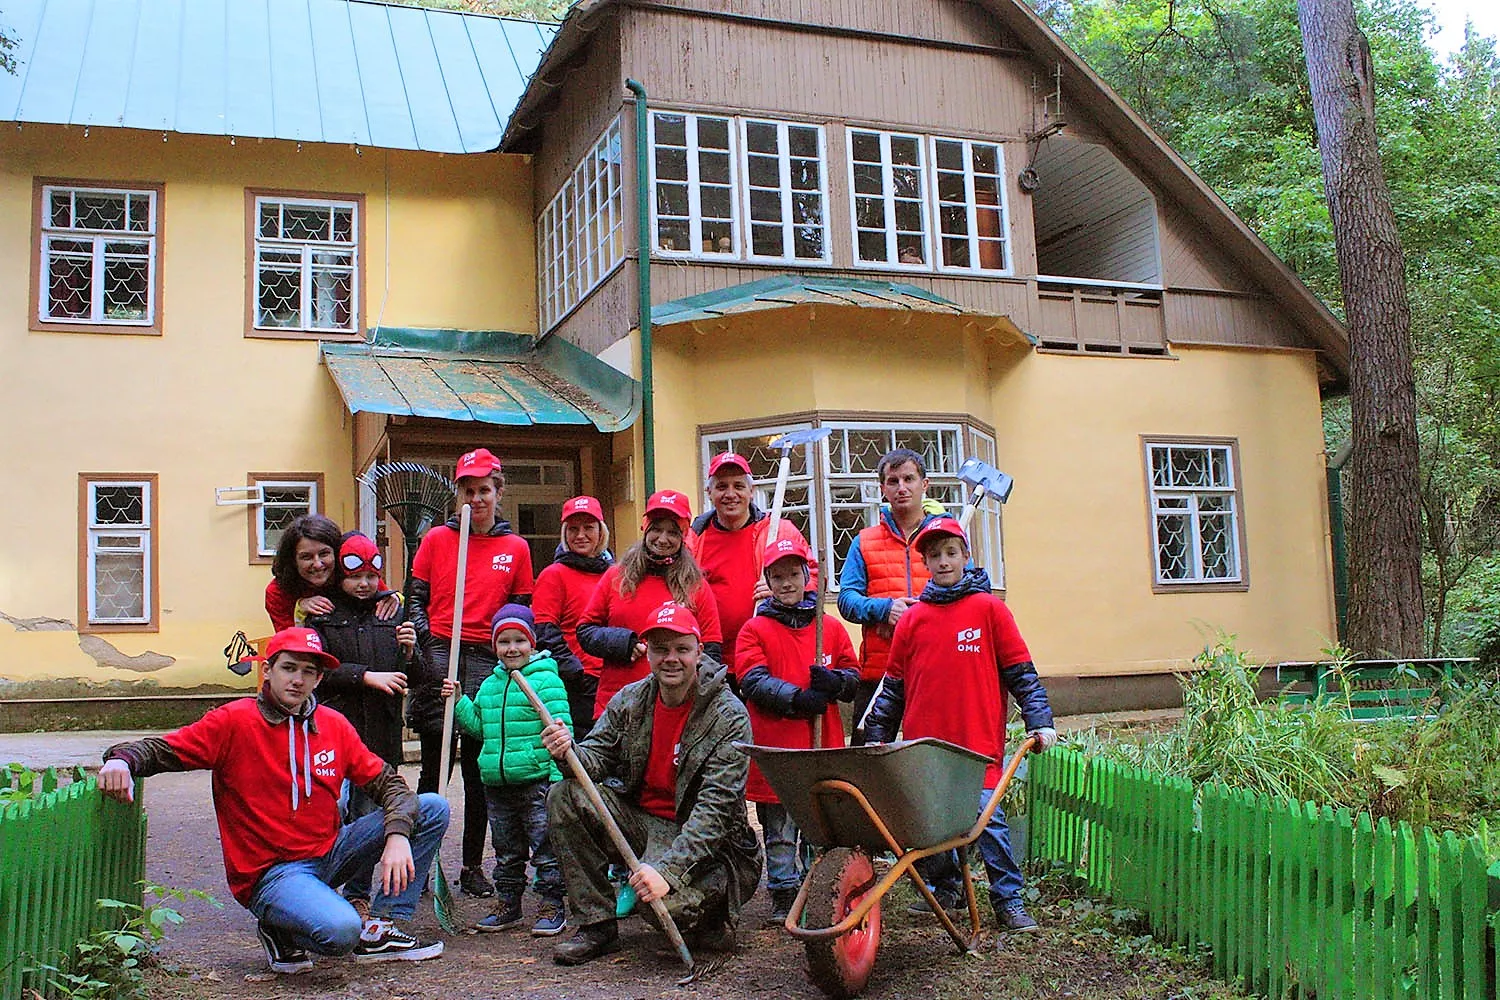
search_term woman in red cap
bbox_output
[405,447,535,900]
[577,490,722,716]
[532,496,613,737]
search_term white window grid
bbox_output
[847,129,931,269]
[40,185,157,326]
[701,419,1005,589]
[255,480,320,558]
[86,480,152,625]
[1147,442,1242,585]
[740,119,830,264]
[539,117,625,331]
[650,111,738,258]
[932,137,1009,274]
[254,197,358,333]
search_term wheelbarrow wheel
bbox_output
[803,847,881,999]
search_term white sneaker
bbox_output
[352,918,444,963]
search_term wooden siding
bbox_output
[1163,289,1306,350]
[549,264,638,355]
[625,0,1016,49]
[1032,139,1159,283]
[531,16,626,204]
[1159,199,1257,293]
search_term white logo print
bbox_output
[492,553,514,571]
[956,627,983,653]
[313,749,336,766]
[312,748,338,777]
[656,604,681,623]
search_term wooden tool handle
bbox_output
[436,504,472,795]
[811,569,826,749]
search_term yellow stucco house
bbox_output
[0,0,1346,721]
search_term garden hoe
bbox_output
[431,502,471,934]
[956,458,1015,531]
[502,668,729,985]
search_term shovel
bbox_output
[431,502,471,933]
[955,458,1015,532]
[764,428,833,558]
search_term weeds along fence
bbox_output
[1029,749,1500,1000]
[0,769,146,999]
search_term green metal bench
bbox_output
[1274,658,1479,720]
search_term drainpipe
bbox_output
[1327,439,1352,644]
[626,79,656,496]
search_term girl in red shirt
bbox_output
[577,490,722,716]
[533,496,613,736]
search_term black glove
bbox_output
[807,664,841,696]
[790,687,830,718]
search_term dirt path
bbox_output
[138,764,1246,1000]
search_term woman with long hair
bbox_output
[265,514,343,632]
[577,490,722,717]
[532,496,613,737]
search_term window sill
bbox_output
[1151,580,1249,595]
[79,622,159,634]
[245,328,363,342]
[32,321,162,336]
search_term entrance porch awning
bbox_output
[320,328,640,432]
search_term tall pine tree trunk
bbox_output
[1297,0,1424,656]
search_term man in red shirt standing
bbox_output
[863,518,1058,933]
[98,628,449,974]
[540,603,762,966]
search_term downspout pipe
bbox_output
[626,79,656,496]
[1327,439,1353,644]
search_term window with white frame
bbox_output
[651,111,737,257]
[250,476,321,560]
[1146,440,1244,586]
[39,185,158,326]
[741,119,829,262]
[932,138,1008,272]
[849,129,930,268]
[253,196,359,333]
[702,418,1005,587]
[539,118,625,330]
[82,477,154,627]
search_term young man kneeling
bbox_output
[98,628,449,974]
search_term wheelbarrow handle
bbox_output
[975,735,1038,833]
[505,665,696,973]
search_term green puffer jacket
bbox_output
[454,651,572,786]
[573,661,762,913]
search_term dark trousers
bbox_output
[486,780,563,901]
[564,672,599,740]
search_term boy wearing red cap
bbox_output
[406,447,536,898]
[687,453,817,671]
[533,495,614,735]
[862,518,1058,933]
[542,603,762,966]
[98,628,449,974]
[735,536,860,924]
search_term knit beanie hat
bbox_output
[491,603,536,645]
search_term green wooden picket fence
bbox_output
[1029,750,1500,1000]
[0,768,147,999]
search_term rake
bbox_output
[358,462,457,576]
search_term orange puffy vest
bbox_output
[854,521,932,680]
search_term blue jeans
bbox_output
[756,802,810,892]
[485,780,563,901]
[914,789,1023,907]
[247,793,450,955]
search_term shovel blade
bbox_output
[769,427,834,450]
[957,458,1015,503]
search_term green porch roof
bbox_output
[321,328,639,432]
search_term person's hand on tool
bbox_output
[1027,727,1059,752]
[365,671,408,696]
[378,833,415,896]
[885,597,914,626]
[541,719,572,760]
[298,595,334,618]
[632,641,648,662]
[807,665,842,696]
[440,678,460,699]
[629,863,671,903]
[396,622,417,654]
[790,686,830,719]
[752,577,772,602]
[98,758,135,803]
[375,594,401,621]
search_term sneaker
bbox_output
[459,867,495,898]
[353,919,445,962]
[765,887,798,927]
[996,900,1040,933]
[531,898,567,937]
[553,920,620,966]
[906,886,963,916]
[256,921,313,975]
[475,895,523,933]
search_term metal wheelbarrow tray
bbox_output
[741,737,1035,1000]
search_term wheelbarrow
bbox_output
[741,736,1035,1000]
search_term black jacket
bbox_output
[306,592,410,767]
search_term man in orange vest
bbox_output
[836,448,947,732]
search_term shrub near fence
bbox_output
[1029,749,1500,1000]
[0,768,147,999]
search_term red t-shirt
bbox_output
[638,696,693,821]
[412,525,534,644]
[884,593,1032,786]
[734,612,858,803]
[161,699,386,904]
[532,562,606,677]
[688,516,816,669]
[579,564,722,715]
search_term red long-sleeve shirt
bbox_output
[532,561,606,677]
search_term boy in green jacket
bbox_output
[453,604,573,936]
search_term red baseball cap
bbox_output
[561,495,605,524]
[913,516,969,554]
[641,602,702,639]
[643,489,692,525]
[264,627,340,673]
[707,452,753,479]
[455,448,503,481]
[762,534,812,569]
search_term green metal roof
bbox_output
[651,275,1037,344]
[321,328,639,432]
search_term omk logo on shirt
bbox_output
[956,627,984,653]
[312,748,337,776]
[492,553,514,571]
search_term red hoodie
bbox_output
[412,523,534,644]
[533,560,606,677]
[161,698,387,905]
[687,513,817,669]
